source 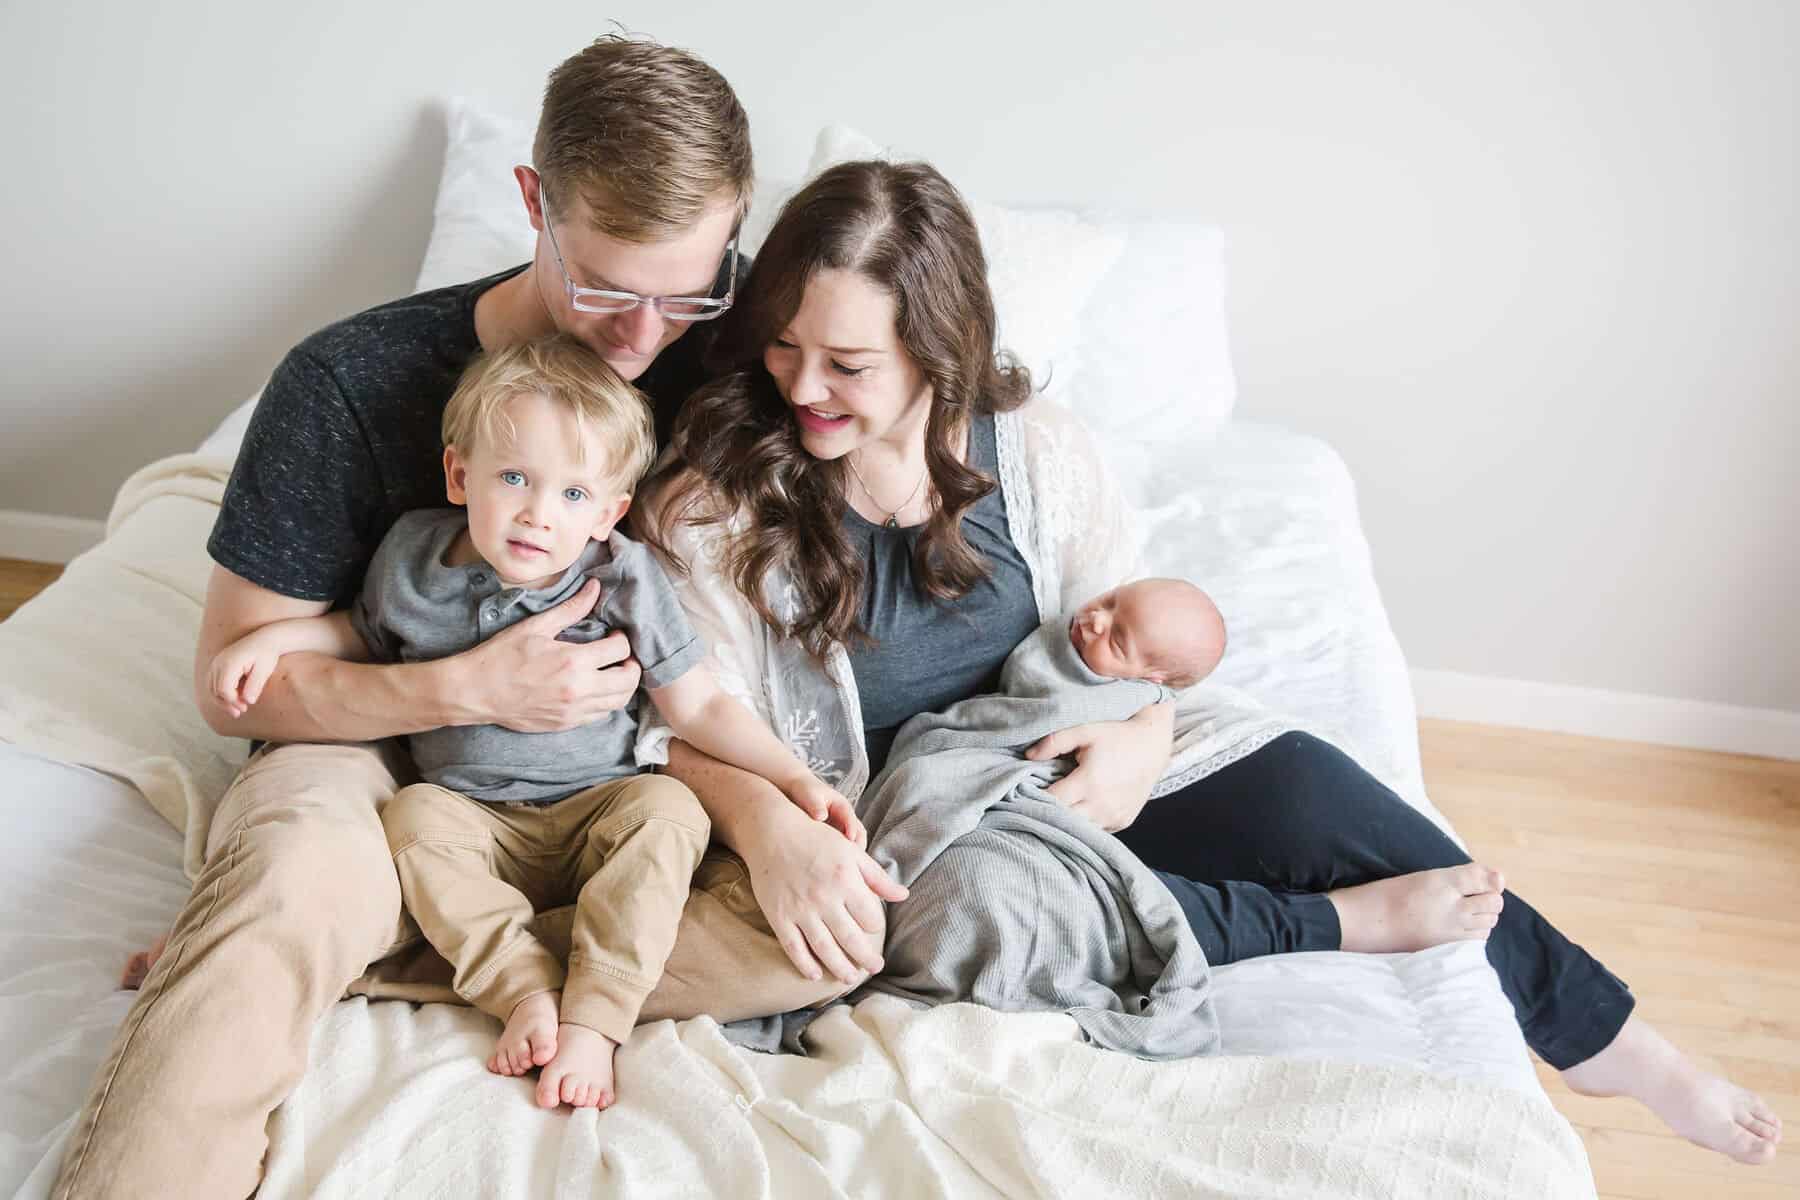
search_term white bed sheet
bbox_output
[0,744,1537,1200]
[0,416,1551,1197]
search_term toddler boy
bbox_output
[207,334,859,1110]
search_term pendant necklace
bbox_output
[846,451,927,530]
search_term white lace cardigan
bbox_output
[637,399,1294,803]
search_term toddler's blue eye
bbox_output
[500,470,526,487]
[564,487,588,503]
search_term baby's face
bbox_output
[444,391,632,589]
[1069,579,1224,686]
[1069,583,1173,682]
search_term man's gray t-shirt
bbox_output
[351,510,704,804]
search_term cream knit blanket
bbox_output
[261,993,1595,1199]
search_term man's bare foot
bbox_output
[488,991,560,1077]
[1563,1016,1781,1164]
[120,932,170,990]
[1329,864,1505,953]
[535,1023,620,1110]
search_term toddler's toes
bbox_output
[536,1070,563,1109]
[529,1028,557,1067]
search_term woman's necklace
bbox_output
[846,451,927,530]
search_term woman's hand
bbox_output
[1025,701,1174,832]
[738,798,907,985]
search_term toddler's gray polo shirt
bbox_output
[352,509,703,804]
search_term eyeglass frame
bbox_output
[536,179,738,322]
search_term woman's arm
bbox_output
[649,668,865,844]
[662,738,905,985]
[1025,699,1174,831]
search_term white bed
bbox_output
[0,108,1595,1198]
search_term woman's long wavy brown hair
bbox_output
[641,160,1031,659]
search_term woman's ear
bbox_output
[443,446,469,505]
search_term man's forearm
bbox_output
[202,652,476,743]
[662,737,789,856]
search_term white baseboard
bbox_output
[0,509,106,564]
[1412,668,1800,761]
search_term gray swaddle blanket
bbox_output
[727,617,1220,1060]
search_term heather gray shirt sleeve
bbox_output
[589,536,704,690]
[348,521,407,663]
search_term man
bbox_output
[54,36,900,1199]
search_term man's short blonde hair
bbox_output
[535,34,753,240]
[442,335,657,490]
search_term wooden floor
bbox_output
[0,557,63,621]
[1,558,1794,1195]
[1425,719,1798,1198]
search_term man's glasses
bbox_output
[539,187,736,322]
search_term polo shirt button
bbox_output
[471,571,488,584]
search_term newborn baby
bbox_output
[1067,577,1227,688]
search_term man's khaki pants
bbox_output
[384,775,708,1042]
[52,742,854,1200]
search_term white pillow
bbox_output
[1061,219,1238,464]
[412,100,538,293]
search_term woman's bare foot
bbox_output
[488,991,560,1077]
[1329,864,1505,953]
[120,932,170,990]
[1563,1016,1781,1164]
[536,1023,620,1110]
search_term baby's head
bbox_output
[1068,578,1227,688]
[441,334,656,588]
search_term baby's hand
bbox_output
[787,778,868,849]
[208,637,281,719]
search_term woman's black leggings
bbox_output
[1124,732,1634,1070]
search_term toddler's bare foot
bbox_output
[1563,1016,1781,1164]
[535,1023,619,1110]
[488,991,560,1077]
[120,932,170,990]
[1329,864,1505,953]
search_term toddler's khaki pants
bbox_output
[382,774,707,1042]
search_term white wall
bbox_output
[3,1,1796,717]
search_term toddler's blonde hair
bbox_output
[441,334,657,490]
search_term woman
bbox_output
[640,160,1780,1166]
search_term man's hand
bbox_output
[1024,701,1174,832]
[465,579,643,732]
[740,802,906,985]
